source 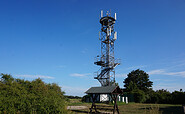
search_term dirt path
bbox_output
[67,106,88,110]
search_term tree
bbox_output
[123,69,153,92]
[1,73,14,83]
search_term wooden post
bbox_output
[115,94,119,114]
[182,104,185,114]
[111,94,120,114]
[89,94,98,113]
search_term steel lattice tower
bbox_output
[94,10,120,86]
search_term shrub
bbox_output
[0,73,69,113]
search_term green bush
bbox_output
[132,89,146,103]
[0,73,69,113]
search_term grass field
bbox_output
[68,99,184,114]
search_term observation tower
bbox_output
[94,10,120,86]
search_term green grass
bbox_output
[118,103,183,114]
[68,99,91,106]
[68,99,184,114]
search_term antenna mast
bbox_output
[94,10,120,86]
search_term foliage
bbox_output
[146,89,185,104]
[0,73,69,114]
[145,89,170,104]
[171,91,185,104]
[123,69,153,103]
[126,81,138,92]
[65,95,82,99]
[123,69,185,104]
[82,94,91,102]
[124,69,153,92]
[131,89,146,103]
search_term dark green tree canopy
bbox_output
[123,69,153,92]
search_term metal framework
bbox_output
[94,10,120,86]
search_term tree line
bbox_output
[123,69,185,104]
[0,73,69,114]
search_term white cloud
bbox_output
[165,71,185,77]
[117,65,147,73]
[70,73,91,77]
[61,85,88,97]
[148,69,185,78]
[15,74,54,79]
[153,84,185,92]
[116,73,127,78]
[147,69,165,75]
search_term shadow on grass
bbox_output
[140,105,183,114]
[71,109,113,114]
[71,110,89,113]
[95,105,113,108]
[71,110,104,114]
[159,106,183,114]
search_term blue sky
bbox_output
[0,0,185,96]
